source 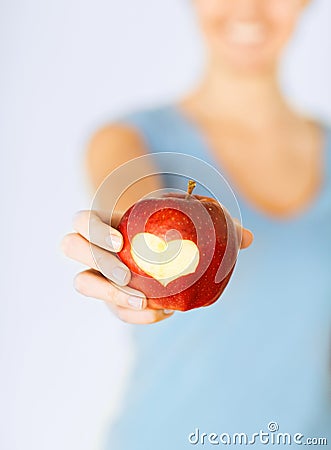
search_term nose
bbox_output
[231,0,263,20]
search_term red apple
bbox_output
[117,181,239,311]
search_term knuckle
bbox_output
[105,282,117,303]
[94,249,117,268]
[94,252,107,268]
[109,285,126,306]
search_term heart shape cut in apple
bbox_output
[130,232,200,287]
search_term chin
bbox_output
[225,57,274,74]
[216,44,278,74]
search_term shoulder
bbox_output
[85,123,147,189]
[88,122,145,156]
[88,103,175,154]
[85,107,155,187]
[85,104,177,189]
[87,103,186,167]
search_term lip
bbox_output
[224,21,267,46]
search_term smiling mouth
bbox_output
[224,22,267,46]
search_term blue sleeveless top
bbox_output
[104,105,331,449]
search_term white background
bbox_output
[1,1,330,449]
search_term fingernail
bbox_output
[163,309,174,315]
[106,235,122,251]
[128,296,143,310]
[111,266,128,284]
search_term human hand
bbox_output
[61,210,253,324]
[61,210,175,324]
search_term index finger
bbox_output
[72,210,124,253]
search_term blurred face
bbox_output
[193,0,309,72]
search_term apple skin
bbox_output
[117,193,239,311]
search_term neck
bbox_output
[187,55,292,128]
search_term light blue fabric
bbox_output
[104,105,331,449]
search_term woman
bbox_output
[62,0,331,448]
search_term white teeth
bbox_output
[226,22,266,45]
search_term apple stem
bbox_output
[186,180,196,199]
